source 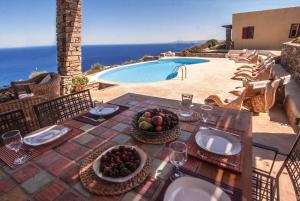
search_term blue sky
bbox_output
[0,0,299,47]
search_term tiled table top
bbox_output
[0,93,252,201]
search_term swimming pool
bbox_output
[91,58,209,83]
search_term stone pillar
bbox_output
[56,0,82,95]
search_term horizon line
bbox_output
[0,40,212,49]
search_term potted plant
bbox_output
[72,74,89,92]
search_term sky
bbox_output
[0,0,299,48]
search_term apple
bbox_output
[138,116,146,124]
[155,126,162,132]
[143,112,152,118]
[152,115,163,126]
[145,117,152,124]
[158,112,165,117]
[139,121,153,130]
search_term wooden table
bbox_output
[0,93,252,201]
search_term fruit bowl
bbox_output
[132,108,179,136]
[92,145,147,183]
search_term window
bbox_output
[289,24,300,38]
[242,26,254,39]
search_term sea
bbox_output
[0,43,198,87]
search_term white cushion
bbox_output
[39,74,51,84]
[18,93,34,99]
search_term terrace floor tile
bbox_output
[20,171,53,194]
[34,181,66,201]
[11,164,40,184]
[111,133,131,144]
[0,187,27,201]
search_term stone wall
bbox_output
[280,42,300,84]
[175,52,226,58]
[56,0,82,95]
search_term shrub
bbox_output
[184,39,222,53]
[292,37,300,44]
[86,63,105,75]
[72,74,89,87]
[29,71,47,79]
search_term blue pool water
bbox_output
[92,58,209,83]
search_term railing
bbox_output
[172,65,187,80]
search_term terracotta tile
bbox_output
[91,195,121,201]
[59,163,80,185]
[110,114,127,122]
[56,191,85,201]
[98,129,119,140]
[89,125,108,136]
[121,117,133,125]
[121,110,136,117]
[46,157,76,177]
[0,177,16,195]
[55,141,91,161]
[84,136,107,149]
[34,150,63,168]
[20,171,53,194]
[0,187,27,201]
[34,181,66,201]
[64,120,86,129]
[155,147,171,161]
[11,164,40,183]
[135,177,161,198]
[101,120,119,128]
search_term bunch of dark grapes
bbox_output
[99,146,141,178]
[162,114,178,130]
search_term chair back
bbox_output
[277,129,300,200]
[0,109,29,139]
[264,79,281,111]
[33,89,93,128]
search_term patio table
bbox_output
[0,93,252,201]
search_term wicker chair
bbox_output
[33,89,93,128]
[252,127,300,201]
[243,78,281,113]
[0,109,29,139]
[204,82,256,110]
[0,95,48,131]
[11,72,61,99]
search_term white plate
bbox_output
[24,126,70,146]
[89,105,119,116]
[195,127,241,156]
[164,176,231,201]
[93,145,147,183]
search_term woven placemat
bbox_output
[187,127,243,173]
[79,143,151,196]
[73,105,129,126]
[130,127,180,144]
[0,126,82,169]
[177,111,201,122]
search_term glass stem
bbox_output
[175,165,180,175]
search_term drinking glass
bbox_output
[200,104,213,123]
[169,141,187,180]
[2,130,28,165]
[179,93,193,117]
[93,100,104,112]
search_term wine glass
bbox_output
[200,104,213,123]
[179,93,193,117]
[2,130,28,165]
[169,141,187,180]
[93,100,104,112]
